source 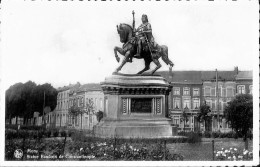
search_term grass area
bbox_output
[167,138,253,161]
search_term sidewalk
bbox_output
[201,137,244,142]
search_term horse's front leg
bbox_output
[114,46,125,62]
[114,51,131,73]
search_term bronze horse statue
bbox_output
[114,23,174,75]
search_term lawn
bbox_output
[167,138,253,161]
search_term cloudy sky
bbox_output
[1,0,258,89]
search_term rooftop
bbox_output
[155,70,252,83]
[77,83,102,92]
[235,71,253,80]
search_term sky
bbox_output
[1,0,258,90]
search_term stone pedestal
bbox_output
[94,73,177,138]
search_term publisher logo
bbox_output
[14,149,23,159]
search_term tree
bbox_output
[5,81,37,124]
[6,82,24,124]
[96,110,103,122]
[180,109,189,135]
[68,98,94,130]
[5,81,58,125]
[68,104,82,128]
[197,101,211,132]
[85,99,95,129]
[224,94,253,150]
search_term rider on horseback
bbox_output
[128,14,156,63]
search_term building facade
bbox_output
[156,68,252,133]
[235,71,253,95]
[46,83,80,129]
[201,70,237,132]
[41,68,252,133]
[157,71,203,132]
[67,83,104,130]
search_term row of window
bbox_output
[68,97,103,110]
[172,116,230,129]
[58,91,69,99]
[173,98,229,111]
[173,87,200,96]
[57,100,69,110]
[173,85,252,97]
[173,98,200,110]
[237,85,253,94]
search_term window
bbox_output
[217,88,221,97]
[173,87,180,95]
[86,98,89,106]
[183,87,190,96]
[206,100,212,108]
[100,99,103,109]
[219,101,222,111]
[80,97,84,106]
[223,102,227,110]
[192,98,200,109]
[249,85,253,94]
[193,88,199,96]
[212,100,215,110]
[75,115,79,126]
[85,117,88,127]
[78,98,80,107]
[173,116,179,125]
[183,98,190,109]
[90,115,93,123]
[237,85,245,94]
[227,87,234,97]
[204,87,211,96]
[211,88,216,96]
[173,98,180,109]
[222,88,226,97]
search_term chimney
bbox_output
[234,66,239,75]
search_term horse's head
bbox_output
[117,23,132,43]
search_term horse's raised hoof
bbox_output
[116,56,120,62]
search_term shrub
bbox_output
[204,131,211,138]
[226,132,233,138]
[61,131,67,137]
[186,132,201,143]
[232,132,238,139]
[44,130,52,137]
[219,132,226,138]
[20,125,44,131]
[212,132,221,138]
[53,130,59,137]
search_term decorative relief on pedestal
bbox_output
[152,97,162,115]
[122,98,131,115]
[122,98,127,114]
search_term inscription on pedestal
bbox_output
[131,98,152,113]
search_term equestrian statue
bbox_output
[114,11,174,75]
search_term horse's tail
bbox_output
[160,45,173,66]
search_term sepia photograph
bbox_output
[0,0,258,166]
